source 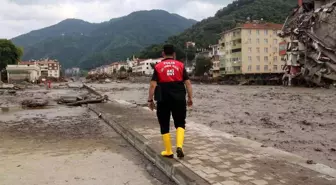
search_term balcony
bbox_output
[231,44,242,50]
[231,61,242,67]
[226,70,242,75]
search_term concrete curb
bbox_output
[88,104,210,185]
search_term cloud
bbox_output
[0,0,232,39]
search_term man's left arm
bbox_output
[148,70,158,110]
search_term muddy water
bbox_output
[90,82,336,169]
[0,89,174,185]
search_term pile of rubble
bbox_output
[86,73,112,81]
[57,94,108,106]
[21,92,49,108]
[279,0,336,87]
[85,72,131,83]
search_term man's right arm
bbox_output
[185,79,193,100]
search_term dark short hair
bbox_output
[163,44,175,55]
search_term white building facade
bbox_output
[132,58,163,75]
[6,64,41,83]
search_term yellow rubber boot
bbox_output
[176,127,185,158]
[161,133,174,158]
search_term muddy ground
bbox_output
[89,82,336,169]
[0,87,175,185]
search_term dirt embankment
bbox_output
[91,82,336,169]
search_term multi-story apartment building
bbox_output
[132,58,163,75]
[108,62,129,74]
[19,59,61,78]
[218,22,283,76]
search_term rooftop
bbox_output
[242,23,283,30]
[219,22,283,35]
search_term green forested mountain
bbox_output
[138,0,297,61]
[11,10,196,69]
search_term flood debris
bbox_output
[21,97,49,108]
[57,94,108,106]
[306,160,316,165]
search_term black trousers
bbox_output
[156,100,186,134]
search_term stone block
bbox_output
[202,167,220,174]
[188,159,203,165]
[221,180,240,185]
[218,171,236,177]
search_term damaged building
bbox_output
[279,0,336,87]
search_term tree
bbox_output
[0,39,23,82]
[194,56,213,77]
[80,70,88,77]
[127,67,132,73]
[0,39,23,71]
[119,66,126,72]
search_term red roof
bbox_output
[220,22,283,35]
[242,23,283,30]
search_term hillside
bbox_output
[12,19,99,47]
[11,10,197,69]
[138,0,297,61]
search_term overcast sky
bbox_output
[0,0,232,39]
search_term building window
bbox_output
[257,38,260,44]
[273,65,278,71]
[256,65,260,71]
[248,47,252,52]
[264,39,268,44]
[248,56,252,63]
[273,30,277,35]
[248,30,252,35]
[273,47,278,52]
[264,30,268,35]
[256,47,260,53]
[264,65,269,71]
[264,48,268,53]
[264,56,269,62]
[273,39,278,44]
[273,56,278,62]
[248,39,251,44]
[232,48,242,53]
[257,30,260,35]
[248,65,252,71]
[256,56,260,62]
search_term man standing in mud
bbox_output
[147,44,193,158]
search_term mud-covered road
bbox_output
[0,87,175,185]
[89,82,336,169]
